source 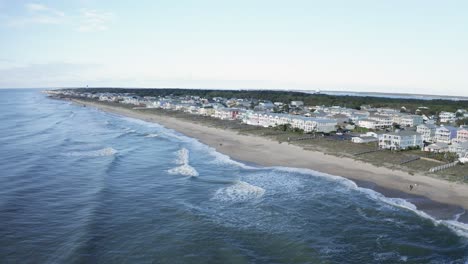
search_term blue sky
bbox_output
[0,0,467,96]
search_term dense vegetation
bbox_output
[67,88,468,115]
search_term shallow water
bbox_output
[0,89,467,263]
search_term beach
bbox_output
[72,98,468,217]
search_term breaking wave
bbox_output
[272,166,468,239]
[144,133,159,138]
[213,181,265,202]
[167,148,199,177]
[66,147,118,157]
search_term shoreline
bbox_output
[69,98,468,221]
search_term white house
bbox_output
[351,136,379,144]
[449,142,468,158]
[214,108,240,120]
[435,126,458,143]
[424,142,449,153]
[399,115,424,127]
[439,112,457,123]
[368,114,393,129]
[416,124,437,142]
[358,119,378,130]
[290,101,304,108]
[378,131,423,150]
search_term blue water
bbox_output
[1,89,467,263]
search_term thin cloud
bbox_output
[25,3,65,17]
[7,3,65,27]
[78,9,114,32]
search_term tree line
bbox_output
[67,88,468,115]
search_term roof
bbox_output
[384,131,421,136]
[427,142,449,149]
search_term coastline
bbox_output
[70,98,468,221]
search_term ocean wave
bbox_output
[144,133,159,138]
[270,166,468,239]
[167,148,198,177]
[66,147,118,157]
[111,110,468,239]
[213,181,265,202]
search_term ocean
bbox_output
[0,89,467,263]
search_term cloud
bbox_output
[7,3,65,27]
[25,3,65,17]
[78,9,113,32]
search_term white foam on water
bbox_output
[167,148,199,177]
[271,166,468,239]
[454,210,466,221]
[213,181,265,202]
[109,112,468,239]
[66,147,118,157]
[144,133,159,138]
[168,165,199,177]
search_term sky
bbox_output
[0,0,467,96]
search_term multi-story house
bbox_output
[368,114,393,129]
[435,126,459,143]
[416,124,437,142]
[378,131,423,150]
[449,142,468,158]
[456,128,468,143]
[439,112,456,123]
[400,115,424,127]
[358,119,378,130]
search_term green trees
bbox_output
[68,88,468,114]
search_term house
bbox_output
[360,131,378,138]
[399,115,424,127]
[456,128,468,143]
[358,119,378,130]
[198,107,215,117]
[290,116,337,133]
[439,111,456,123]
[416,124,437,142]
[290,101,304,108]
[378,131,423,150]
[367,114,393,129]
[214,108,240,120]
[424,142,449,153]
[448,142,468,158]
[435,126,458,143]
[351,136,378,144]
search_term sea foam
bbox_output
[66,147,118,157]
[213,181,265,202]
[272,166,468,239]
[167,148,199,177]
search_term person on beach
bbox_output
[409,184,414,191]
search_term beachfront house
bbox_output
[214,108,240,120]
[448,142,468,158]
[435,126,458,143]
[416,124,437,142]
[378,131,423,150]
[290,116,337,133]
[424,142,449,153]
[198,107,215,117]
[351,136,378,144]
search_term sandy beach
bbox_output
[72,99,468,217]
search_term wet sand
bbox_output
[71,99,468,221]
